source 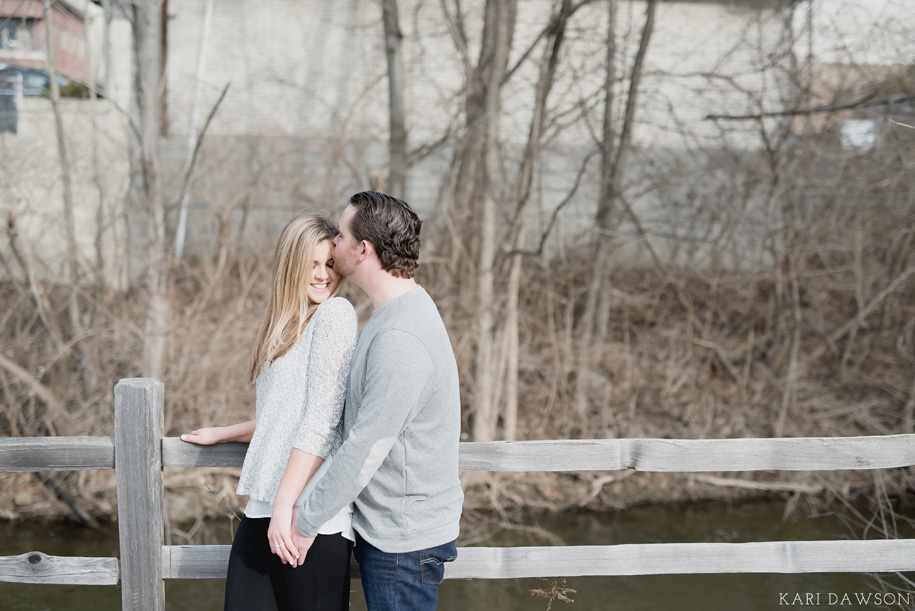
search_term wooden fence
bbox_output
[2,378,915,610]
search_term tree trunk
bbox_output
[102,0,113,94]
[443,0,510,285]
[42,0,93,390]
[382,0,407,198]
[903,375,915,435]
[468,0,518,443]
[128,0,169,379]
[502,0,575,441]
[574,0,656,421]
[41,0,79,291]
[175,0,213,259]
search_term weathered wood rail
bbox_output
[2,378,915,610]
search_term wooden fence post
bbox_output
[114,378,165,611]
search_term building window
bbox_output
[1,19,35,51]
[840,119,876,150]
[2,20,16,48]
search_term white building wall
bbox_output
[153,0,799,270]
[0,0,800,284]
[164,0,794,150]
[634,0,793,149]
[0,98,129,288]
[166,0,386,138]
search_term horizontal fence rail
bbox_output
[0,552,119,585]
[7,434,915,473]
[2,379,915,609]
[0,437,115,472]
[161,539,915,580]
[8,540,915,584]
[450,539,915,578]
[454,435,915,472]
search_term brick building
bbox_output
[0,0,96,84]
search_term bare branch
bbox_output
[706,93,913,121]
[506,148,600,258]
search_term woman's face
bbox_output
[306,239,339,304]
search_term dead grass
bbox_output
[1,236,914,524]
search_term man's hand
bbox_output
[290,530,315,567]
[290,506,316,567]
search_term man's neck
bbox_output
[362,276,418,309]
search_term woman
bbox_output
[181,213,358,611]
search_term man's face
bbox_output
[332,205,359,278]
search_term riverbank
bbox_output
[2,250,913,525]
[3,498,913,611]
[1,464,910,528]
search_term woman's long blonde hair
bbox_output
[247,213,343,384]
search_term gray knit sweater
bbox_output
[295,286,463,553]
[236,297,358,504]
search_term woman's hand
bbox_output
[180,427,224,445]
[180,421,255,445]
[268,505,301,566]
[270,448,324,567]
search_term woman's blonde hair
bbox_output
[247,213,342,384]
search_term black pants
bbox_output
[224,516,353,611]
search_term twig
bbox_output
[530,577,576,611]
[172,81,231,218]
[205,483,240,521]
[582,471,635,504]
[35,472,100,529]
[506,149,600,257]
[0,352,65,414]
[694,475,823,495]
[706,93,914,121]
[5,216,67,352]
[811,263,915,360]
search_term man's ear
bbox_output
[359,240,375,262]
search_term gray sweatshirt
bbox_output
[295,286,463,552]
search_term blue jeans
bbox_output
[354,534,457,611]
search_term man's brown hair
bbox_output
[349,191,422,279]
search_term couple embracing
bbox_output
[182,191,463,610]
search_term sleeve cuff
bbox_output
[292,435,333,460]
[294,505,319,538]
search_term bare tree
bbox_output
[573,0,657,422]
[125,0,169,379]
[500,0,580,441]
[382,0,407,198]
[41,0,83,345]
[439,0,519,442]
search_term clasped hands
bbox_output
[267,506,315,567]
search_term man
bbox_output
[289,191,464,610]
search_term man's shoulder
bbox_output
[371,326,428,349]
[371,313,451,363]
[394,287,443,321]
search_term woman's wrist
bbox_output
[272,497,295,511]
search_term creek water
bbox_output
[2,500,913,611]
